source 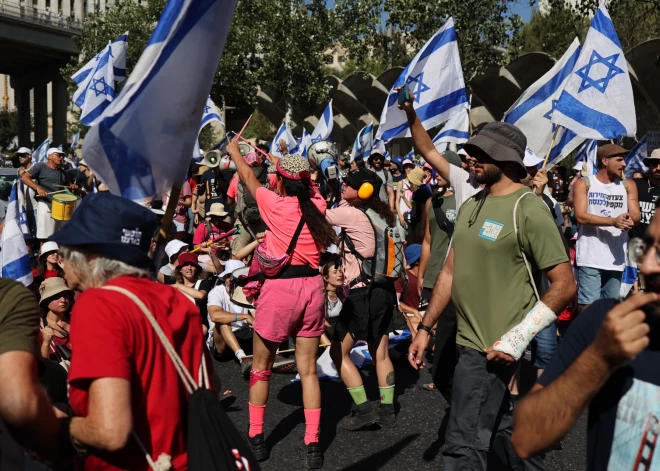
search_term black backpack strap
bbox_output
[285,218,306,255]
[432,194,454,237]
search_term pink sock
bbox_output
[249,402,266,438]
[304,408,321,445]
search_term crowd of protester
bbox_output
[1,90,660,471]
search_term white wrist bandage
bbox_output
[493,301,557,361]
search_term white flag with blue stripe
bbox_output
[16,181,30,236]
[625,136,648,178]
[620,252,638,298]
[432,109,470,152]
[70,131,80,152]
[570,139,599,175]
[72,32,128,107]
[310,101,334,144]
[300,129,310,157]
[270,123,299,157]
[552,2,636,139]
[376,18,468,142]
[33,138,49,164]
[200,96,224,131]
[81,0,239,201]
[351,122,373,163]
[78,43,116,126]
[0,183,33,286]
[504,38,583,162]
[373,138,389,159]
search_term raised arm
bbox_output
[227,139,262,200]
[398,91,451,183]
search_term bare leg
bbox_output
[330,333,362,388]
[213,327,226,354]
[249,333,279,406]
[220,324,243,354]
[368,335,394,388]
[295,336,321,409]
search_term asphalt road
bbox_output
[215,341,588,471]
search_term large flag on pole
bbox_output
[570,139,598,175]
[72,32,128,107]
[376,18,468,142]
[33,138,49,164]
[432,109,470,152]
[0,183,33,286]
[624,136,648,178]
[270,123,299,157]
[504,38,583,160]
[300,129,310,158]
[310,101,334,144]
[78,43,116,126]
[81,0,239,201]
[351,122,373,162]
[551,2,636,139]
[70,131,80,152]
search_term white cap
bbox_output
[165,240,188,259]
[219,259,245,278]
[457,148,468,156]
[16,147,32,155]
[46,147,66,156]
[523,147,544,167]
[39,241,59,259]
[573,161,583,171]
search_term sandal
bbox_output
[422,383,438,392]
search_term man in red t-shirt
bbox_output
[50,192,209,471]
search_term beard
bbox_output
[475,165,503,185]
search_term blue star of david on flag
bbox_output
[543,99,559,131]
[575,50,624,93]
[406,72,431,103]
[91,77,113,97]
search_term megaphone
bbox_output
[198,150,221,168]
[308,141,339,180]
[219,155,237,172]
[239,142,251,156]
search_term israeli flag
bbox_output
[33,138,49,164]
[270,123,299,157]
[572,139,599,175]
[70,131,80,152]
[16,181,30,236]
[0,183,33,286]
[200,96,224,131]
[72,32,128,107]
[373,138,389,159]
[432,109,470,152]
[300,129,310,158]
[351,123,373,163]
[78,43,116,126]
[81,0,239,201]
[552,2,636,139]
[404,148,415,161]
[620,251,638,298]
[625,136,648,178]
[310,100,334,144]
[504,38,583,162]
[376,18,469,142]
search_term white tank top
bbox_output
[576,176,629,271]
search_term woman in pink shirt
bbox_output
[227,140,335,469]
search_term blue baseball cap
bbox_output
[50,193,157,269]
[404,244,421,266]
[391,156,404,169]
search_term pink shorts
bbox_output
[253,275,325,343]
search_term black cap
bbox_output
[50,193,157,269]
[342,168,383,198]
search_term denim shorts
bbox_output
[531,321,557,369]
[577,266,622,305]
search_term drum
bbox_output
[51,193,80,221]
[229,266,255,309]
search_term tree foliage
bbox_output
[511,7,587,59]
[0,109,18,150]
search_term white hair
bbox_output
[59,246,149,290]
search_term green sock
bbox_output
[379,385,395,404]
[347,386,368,405]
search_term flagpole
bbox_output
[155,185,182,246]
[542,126,561,170]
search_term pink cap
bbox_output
[423,163,433,170]
[402,159,414,167]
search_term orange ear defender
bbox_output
[357,182,374,200]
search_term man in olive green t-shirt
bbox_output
[408,122,576,471]
[0,279,64,460]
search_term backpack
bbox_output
[342,208,406,287]
[236,167,268,237]
[431,193,455,237]
[101,286,261,471]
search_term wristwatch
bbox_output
[417,323,433,335]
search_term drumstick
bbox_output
[234,115,252,141]
[48,190,68,195]
[231,132,269,159]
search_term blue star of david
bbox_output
[91,77,112,97]
[406,72,431,103]
[204,105,211,114]
[575,51,624,94]
[311,136,324,143]
[544,99,559,131]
